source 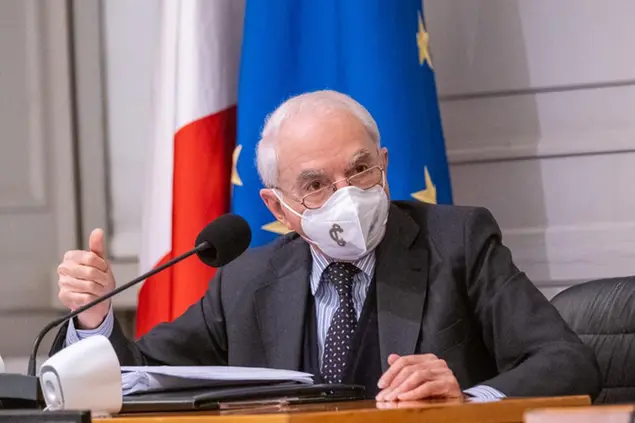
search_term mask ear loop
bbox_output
[272,189,303,219]
[375,169,390,226]
[380,167,387,189]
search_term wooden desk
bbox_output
[100,395,589,423]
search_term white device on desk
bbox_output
[0,353,4,373]
[39,335,122,416]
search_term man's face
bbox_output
[260,110,389,238]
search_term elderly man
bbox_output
[53,90,600,401]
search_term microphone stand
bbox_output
[0,242,208,409]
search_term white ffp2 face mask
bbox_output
[275,185,390,261]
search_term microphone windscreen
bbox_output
[195,214,252,267]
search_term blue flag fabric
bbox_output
[232,0,452,247]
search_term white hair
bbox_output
[255,90,380,188]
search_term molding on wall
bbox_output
[448,134,635,165]
[441,81,635,165]
[0,0,48,212]
[45,0,82,301]
[70,0,110,249]
[438,79,635,102]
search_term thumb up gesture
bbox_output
[57,229,117,329]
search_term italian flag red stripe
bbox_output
[136,0,243,337]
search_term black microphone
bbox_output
[0,214,251,409]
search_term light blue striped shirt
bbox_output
[66,249,505,400]
[65,305,115,345]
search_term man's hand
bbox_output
[376,353,462,401]
[57,228,116,329]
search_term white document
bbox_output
[120,366,313,396]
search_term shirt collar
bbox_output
[309,247,376,295]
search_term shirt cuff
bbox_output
[463,385,506,402]
[65,307,115,347]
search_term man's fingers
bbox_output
[385,367,449,401]
[377,354,437,389]
[383,369,427,401]
[397,379,449,401]
[377,357,415,390]
[387,353,400,366]
[376,364,416,400]
[375,354,459,402]
[62,250,108,272]
[58,274,108,296]
[384,364,418,391]
[376,359,449,401]
[58,263,109,287]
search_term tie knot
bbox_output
[323,262,359,298]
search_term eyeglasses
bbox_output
[279,165,384,210]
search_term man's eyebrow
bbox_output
[344,149,374,172]
[295,169,327,185]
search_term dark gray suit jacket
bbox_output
[51,201,601,398]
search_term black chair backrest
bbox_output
[551,277,635,404]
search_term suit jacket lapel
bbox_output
[254,236,311,371]
[375,204,429,372]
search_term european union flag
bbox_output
[232,0,452,247]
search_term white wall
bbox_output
[425,0,635,297]
[100,0,635,301]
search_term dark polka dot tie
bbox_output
[321,262,360,384]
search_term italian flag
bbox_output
[137,0,244,337]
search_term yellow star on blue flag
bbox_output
[411,167,437,204]
[231,145,243,187]
[261,221,292,236]
[417,9,433,69]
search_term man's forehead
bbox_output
[273,110,375,183]
[278,107,366,139]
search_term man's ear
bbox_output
[260,188,291,228]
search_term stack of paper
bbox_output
[121,366,314,396]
